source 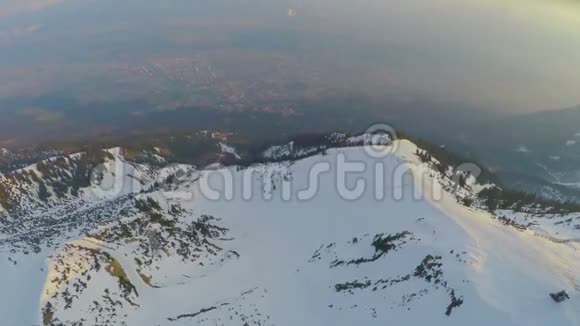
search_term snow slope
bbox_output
[0,140,579,325]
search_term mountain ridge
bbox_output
[0,133,578,325]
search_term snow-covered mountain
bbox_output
[0,136,579,325]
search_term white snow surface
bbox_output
[346,133,391,146]
[219,142,242,159]
[0,140,578,325]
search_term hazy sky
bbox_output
[299,0,580,112]
[1,0,580,112]
[0,0,63,16]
